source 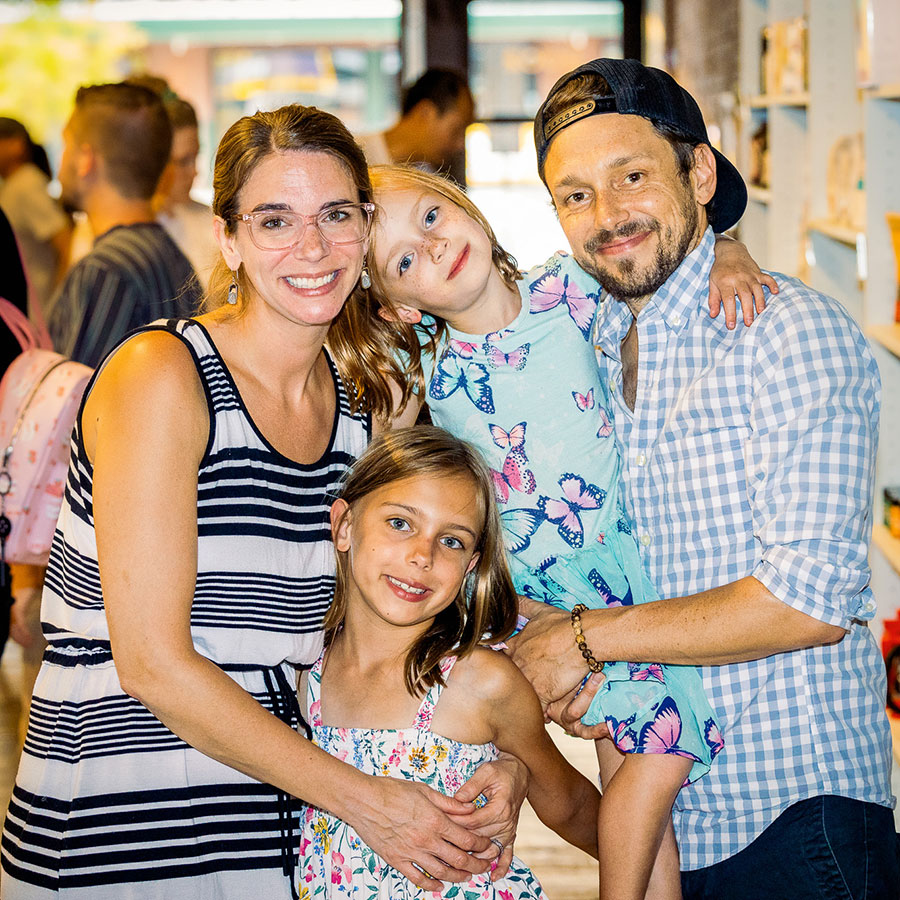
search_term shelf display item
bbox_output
[769,17,808,96]
[826,133,865,231]
[887,213,900,322]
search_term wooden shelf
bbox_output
[873,523,900,576]
[747,184,771,204]
[864,84,900,100]
[749,92,809,108]
[867,324,900,359]
[807,219,861,247]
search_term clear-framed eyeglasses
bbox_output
[236,202,375,251]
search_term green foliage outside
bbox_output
[0,2,146,144]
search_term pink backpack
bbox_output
[0,297,92,568]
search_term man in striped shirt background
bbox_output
[48,81,200,368]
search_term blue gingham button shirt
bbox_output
[587,228,894,870]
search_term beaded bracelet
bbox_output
[571,603,604,674]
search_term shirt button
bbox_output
[609,379,616,391]
[864,600,876,613]
[671,314,681,327]
[640,534,652,546]
[636,453,647,466]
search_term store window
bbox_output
[467,0,623,266]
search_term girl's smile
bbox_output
[330,472,483,632]
[373,188,518,334]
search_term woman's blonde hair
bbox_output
[203,104,372,320]
[327,165,519,423]
[325,426,518,697]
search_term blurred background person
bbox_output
[356,67,474,173]
[0,118,73,322]
[126,74,217,290]
[47,81,201,368]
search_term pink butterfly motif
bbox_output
[704,717,725,757]
[627,662,665,683]
[606,714,638,753]
[597,406,613,439]
[529,271,597,339]
[588,568,633,607]
[485,342,530,371]
[573,388,595,411]
[638,697,702,762]
[449,338,478,358]
[490,448,536,504]
[485,329,515,343]
[538,473,606,548]
[490,421,526,451]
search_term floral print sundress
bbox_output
[298,653,548,899]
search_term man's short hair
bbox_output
[71,82,173,200]
[401,68,471,116]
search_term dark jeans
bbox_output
[681,795,900,900]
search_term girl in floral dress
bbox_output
[298,426,599,899]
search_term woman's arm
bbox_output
[710,234,779,329]
[86,332,489,891]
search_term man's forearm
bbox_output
[585,575,846,667]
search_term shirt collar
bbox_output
[594,226,716,357]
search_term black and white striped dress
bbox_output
[1,318,369,898]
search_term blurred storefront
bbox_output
[0,0,624,264]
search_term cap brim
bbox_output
[710,148,747,232]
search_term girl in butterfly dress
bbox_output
[297,426,600,899]
[329,165,773,900]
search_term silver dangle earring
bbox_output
[226,272,238,305]
[360,267,372,290]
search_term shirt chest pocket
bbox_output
[650,420,752,543]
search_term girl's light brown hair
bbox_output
[327,165,519,423]
[325,425,518,697]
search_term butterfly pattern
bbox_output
[588,568,634,607]
[485,342,530,370]
[428,350,494,414]
[421,252,722,788]
[488,422,537,504]
[500,508,543,554]
[529,270,598,340]
[538,474,607,548]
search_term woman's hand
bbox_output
[709,234,779,329]
[452,752,529,880]
[504,599,588,709]
[349,775,492,891]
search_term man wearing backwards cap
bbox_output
[508,59,897,898]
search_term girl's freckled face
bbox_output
[372,189,495,325]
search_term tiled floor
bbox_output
[0,642,601,899]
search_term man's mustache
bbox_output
[584,219,660,255]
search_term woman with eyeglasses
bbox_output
[1,105,521,899]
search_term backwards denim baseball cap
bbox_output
[534,58,747,232]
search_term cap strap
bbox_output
[544,95,618,141]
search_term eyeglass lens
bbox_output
[248,205,369,249]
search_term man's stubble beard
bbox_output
[574,191,699,305]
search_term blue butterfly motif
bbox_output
[588,569,634,607]
[537,473,606,548]
[500,508,543,554]
[429,352,494,414]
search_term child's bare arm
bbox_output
[483,654,600,858]
[710,234,779,329]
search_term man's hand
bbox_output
[545,672,609,739]
[504,599,589,708]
